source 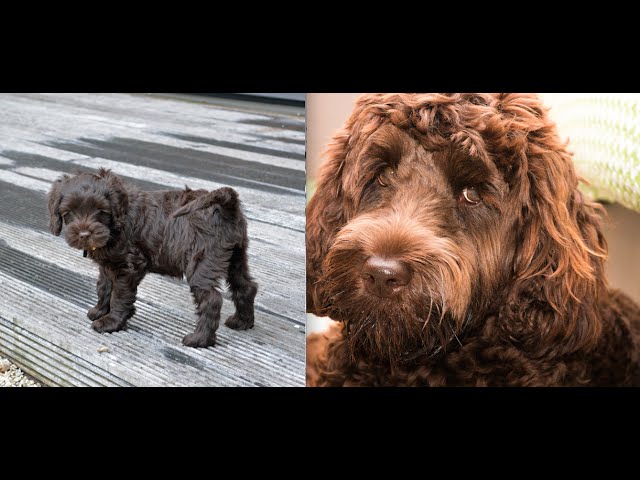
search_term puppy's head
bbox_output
[307,93,607,364]
[47,168,128,251]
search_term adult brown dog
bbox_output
[48,168,257,348]
[306,93,640,386]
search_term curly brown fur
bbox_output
[48,168,258,348]
[306,93,640,386]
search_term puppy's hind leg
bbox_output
[183,258,225,348]
[224,245,257,331]
[88,266,112,321]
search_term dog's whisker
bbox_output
[422,287,434,332]
[448,320,463,347]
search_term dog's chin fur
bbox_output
[321,248,460,366]
[336,300,448,367]
[306,93,640,386]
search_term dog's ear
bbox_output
[102,171,129,229]
[47,174,70,235]
[496,93,607,356]
[306,95,394,315]
[307,134,350,315]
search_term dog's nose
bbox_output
[361,256,411,298]
[78,231,91,239]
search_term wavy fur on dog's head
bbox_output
[307,93,607,367]
[47,168,128,251]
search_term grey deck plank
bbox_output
[0,93,305,387]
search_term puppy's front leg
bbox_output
[88,266,112,321]
[92,266,145,334]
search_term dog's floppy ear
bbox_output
[306,95,393,314]
[47,174,70,235]
[307,134,350,315]
[306,94,398,315]
[101,169,129,230]
[496,93,607,356]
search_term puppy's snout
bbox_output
[78,231,91,239]
[361,256,411,298]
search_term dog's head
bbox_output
[47,168,128,251]
[307,93,607,364]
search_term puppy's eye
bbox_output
[378,167,395,187]
[460,187,481,205]
[62,212,71,223]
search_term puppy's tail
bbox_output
[172,187,239,218]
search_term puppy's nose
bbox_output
[78,231,91,239]
[361,256,411,298]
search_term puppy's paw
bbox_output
[182,332,216,348]
[224,314,254,330]
[92,315,125,334]
[87,306,109,321]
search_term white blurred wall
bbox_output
[306,93,362,183]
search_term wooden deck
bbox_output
[0,93,305,386]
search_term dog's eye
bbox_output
[460,187,481,205]
[378,168,395,187]
[62,212,71,223]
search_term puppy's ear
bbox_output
[497,93,606,356]
[307,94,391,315]
[103,171,129,229]
[47,174,70,235]
[307,138,349,315]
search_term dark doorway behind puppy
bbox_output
[47,168,258,348]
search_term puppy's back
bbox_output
[171,187,240,218]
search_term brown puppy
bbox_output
[307,93,640,386]
[48,168,257,348]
